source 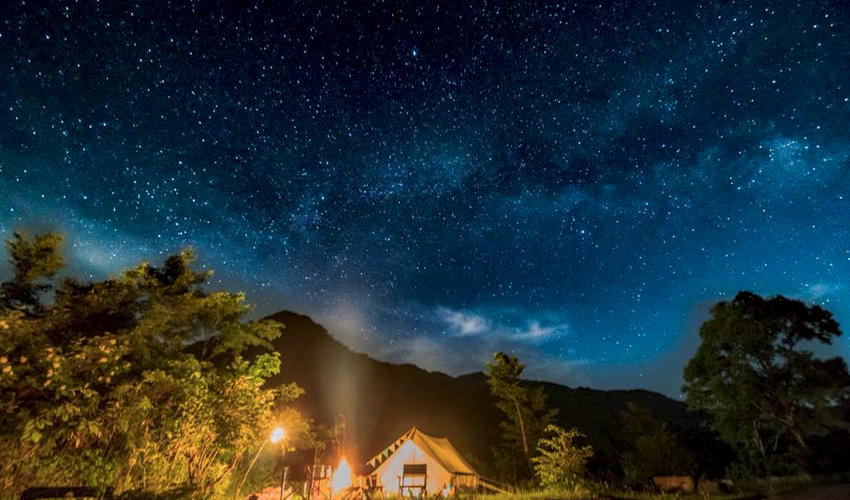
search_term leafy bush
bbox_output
[531,424,593,490]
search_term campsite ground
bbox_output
[465,483,850,499]
[465,490,750,500]
[766,483,850,499]
[598,492,759,500]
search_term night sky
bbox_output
[2,1,849,397]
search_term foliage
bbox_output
[0,232,63,315]
[617,403,696,486]
[683,291,850,475]
[531,424,593,490]
[486,352,557,483]
[0,232,300,499]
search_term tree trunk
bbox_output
[789,424,810,452]
[512,396,529,458]
[783,406,811,452]
[752,426,766,460]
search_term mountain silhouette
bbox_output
[263,310,720,477]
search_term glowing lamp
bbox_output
[270,427,285,444]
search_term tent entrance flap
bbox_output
[400,464,427,497]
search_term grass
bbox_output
[598,491,759,500]
[461,488,592,500]
[457,473,850,500]
[460,487,759,500]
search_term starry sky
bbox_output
[2,0,849,397]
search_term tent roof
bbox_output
[367,427,477,476]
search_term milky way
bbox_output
[2,1,849,396]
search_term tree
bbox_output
[0,232,63,315]
[0,233,302,499]
[486,352,557,482]
[531,424,593,491]
[618,403,696,486]
[683,291,850,474]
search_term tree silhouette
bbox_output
[683,291,850,474]
[486,352,556,483]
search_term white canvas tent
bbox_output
[365,427,479,496]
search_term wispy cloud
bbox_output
[436,306,490,336]
[316,299,591,390]
[436,306,568,342]
[806,282,842,301]
[515,320,565,341]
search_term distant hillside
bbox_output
[264,311,722,477]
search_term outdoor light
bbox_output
[269,426,288,500]
[236,425,288,499]
[270,426,285,444]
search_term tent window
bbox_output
[403,464,427,475]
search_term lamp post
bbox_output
[270,427,287,500]
[236,426,286,500]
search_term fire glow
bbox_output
[331,457,352,495]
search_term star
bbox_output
[1,0,848,397]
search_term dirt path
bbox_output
[768,483,850,500]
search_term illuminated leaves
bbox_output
[0,233,293,498]
[531,424,593,490]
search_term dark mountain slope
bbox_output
[264,311,716,477]
[264,311,497,467]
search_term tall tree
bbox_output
[683,291,850,474]
[0,233,302,499]
[486,352,556,481]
